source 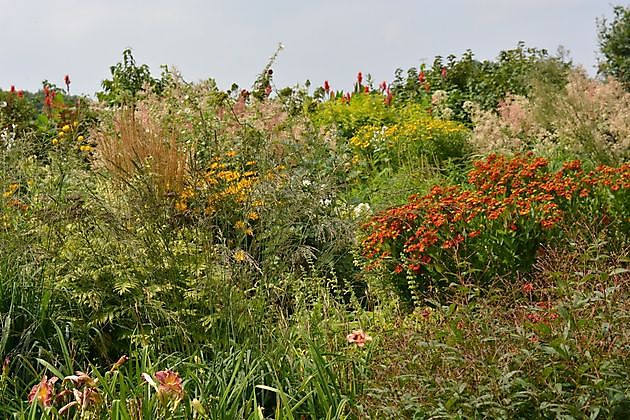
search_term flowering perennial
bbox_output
[362,154,629,281]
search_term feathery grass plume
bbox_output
[93,105,189,196]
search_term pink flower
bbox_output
[441,67,447,78]
[28,375,58,407]
[379,80,387,92]
[144,370,185,402]
[346,330,372,347]
[522,283,534,293]
[10,85,15,93]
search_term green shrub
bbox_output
[598,5,630,90]
[391,42,571,124]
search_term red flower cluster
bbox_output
[43,86,56,108]
[526,310,559,324]
[325,73,395,105]
[362,154,629,276]
[6,85,23,98]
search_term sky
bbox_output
[0,0,625,96]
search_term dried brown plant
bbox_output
[93,105,189,196]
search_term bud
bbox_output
[110,355,129,371]
[2,357,9,376]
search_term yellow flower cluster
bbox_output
[174,152,260,217]
[50,121,92,154]
[3,183,19,198]
[393,117,465,142]
[350,116,466,151]
[350,124,383,149]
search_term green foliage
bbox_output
[0,90,38,133]
[363,256,630,418]
[97,49,170,106]
[312,92,395,139]
[598,5,630,89]
[391,43,571,123]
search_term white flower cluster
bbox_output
[1,125,16,150]
[353,202,372,218]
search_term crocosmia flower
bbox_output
[323,80,330,92]
[357,71,363,85]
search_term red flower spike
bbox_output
[441,67,447,78]
[384,88,393,105]
[323,80,330,93]
[418,71,425,83]
[357,72,363,85]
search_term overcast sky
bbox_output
[0,0,624,96]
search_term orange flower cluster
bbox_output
[362,154,629,276]
[2,182,29,213]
